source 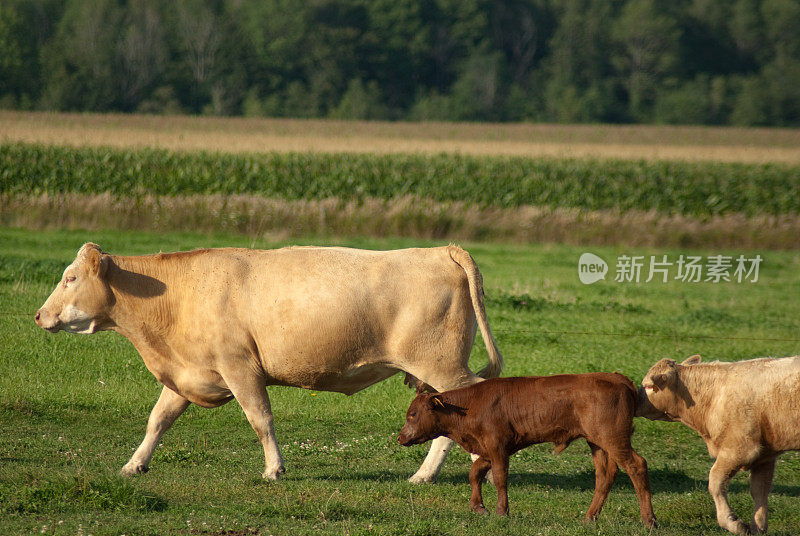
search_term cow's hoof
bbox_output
[643,516,658,529]
[749,522,766,534]
[262,466,285,481]
[470,505,488,515]
[730,520,751,535]
[408,473,436,484]
[119,463,149,477]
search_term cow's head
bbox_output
[638,355,701,420]
[397,393,451,446]
[35,243,113,334]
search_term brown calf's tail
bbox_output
[448,245,504,379]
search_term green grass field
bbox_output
[2,228,799,535]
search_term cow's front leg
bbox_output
[408,436,453,483]
[468,456,491,514]
[709,457,749,535]
[121,386,190,476]
[225,374,284,480]
[749,459,776,533]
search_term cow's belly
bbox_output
[266,362,399,395]
[156,366,233,408]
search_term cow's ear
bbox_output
[682,354,701,366]
[86,247,109,278]
[428,394,446,411]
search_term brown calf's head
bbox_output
[397,393,450,446]
[35,243,113,334]
[638,355,701,420]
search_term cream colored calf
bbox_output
[638,355,800,534]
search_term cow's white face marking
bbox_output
[60,304,97,334]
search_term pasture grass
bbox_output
[3,111,800,164]
[1,228,799,535]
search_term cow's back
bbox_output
[684,357,800,453]
[448,373,637,447]
[140,246,473,393]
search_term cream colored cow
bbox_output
[638,355,800,534]
[35,243,503,482]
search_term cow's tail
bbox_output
[448,245,503,379]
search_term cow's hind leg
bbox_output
[225,374,284,480]
[708,456,749,535]
[121,386,190,476]
[606,445,656,528]
[749,459,776,533]
[584,442,619,522]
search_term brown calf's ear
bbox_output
[429,394,446,410]
[681,354,702,366]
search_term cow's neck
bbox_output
[673,365,718,436]
[105,256,178,366]
[436,393,478,452]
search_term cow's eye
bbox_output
[65,275,76,283]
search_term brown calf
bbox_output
[397,374,656,526]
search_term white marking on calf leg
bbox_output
[226,375,284,480]
[749,459,775,533]
[708,457,749,535]
[121,386,190,476]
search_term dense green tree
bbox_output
[542,1,619,122]
[40,0,123,110]
[612,0,681,121]
[2,0,799,125]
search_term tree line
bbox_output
[1,0,799,126]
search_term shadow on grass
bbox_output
[350,467,800,497]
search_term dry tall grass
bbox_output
[3,111,800,163]
[4,193,798,250]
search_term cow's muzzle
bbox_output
[35,308,61,333]
[397,432,424,447]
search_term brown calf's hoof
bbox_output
[470,504,488,515]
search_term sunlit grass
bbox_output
[1,228,799,535]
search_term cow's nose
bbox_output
[34,310,42,324]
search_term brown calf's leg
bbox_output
[490,455,510,516]
[469,456,492,514]
[749,459,776,534]
[708,455,749,535]
[608,446,657,528]
[584,442,619,522]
